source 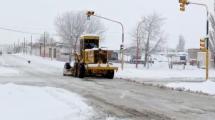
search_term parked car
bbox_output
[169,55,187,69]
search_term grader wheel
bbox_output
[78,63,85,78]
[105,70,114,79]
[73,63,79,77]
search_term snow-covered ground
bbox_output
[0,83,94,120]
[14,54,65,69]
[0,66,20,76]
[12,54,215,96]
[0,54,124,120]
[113,62,215,95]
[115,62,215,82]
[166,80,215,95]
[0,56,20,76]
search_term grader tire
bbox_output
[78,63,85,78]
[74,63,79,77]
[106,70,114,79]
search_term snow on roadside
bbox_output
[0,56,20,76]
[14,54,65,69]
[166,80,215,95]
[0,67,20,76]
[115,62,215,82]
[0,83,94,120]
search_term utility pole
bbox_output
[26,40,28,54]
[13,42,15,53]
[40,43,42,57]
[18,39,20,53]
[23,37,25,54]
[30,35,32,55]
[51,38,53,60]
[43,32,46,57]
[17,39,19,53]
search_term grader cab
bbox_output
[69,35,118,79]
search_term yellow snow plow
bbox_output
[63,35,118,79]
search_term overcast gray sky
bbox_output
[0,0,213,49]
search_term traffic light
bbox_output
[120,44,124,51]
[86,11,95,17]
[200,38,206,51]
[180,3,185,11]
[86,11,95,20]
[179,0,188,11]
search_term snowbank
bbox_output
[0,56,20,76]
[166,80,215,95]
[14,54,65,69]
[0,67,20,76]
[0,83,94,120]
[115,62,215,82]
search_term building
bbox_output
[188,48,201,65]
[188,48,215,68]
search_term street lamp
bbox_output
[86,10,125,70]
[190,2,209,80]
[136,20,145,68]
[179,1,210,80]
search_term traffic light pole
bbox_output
[206,12,209,80]
[188,2,209,80]
[90,14,125,70]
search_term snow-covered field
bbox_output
[0,83,94,120]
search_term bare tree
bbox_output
[132,13,166,68]
[37,32,54,44]
[208,0,215,67]
[55,11,105,53]
[176,35,185,52]
[209,15,215,53]
[208,0,215,54]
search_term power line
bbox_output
[0,26,63,39]
[0,26,42,35]
[0,26,61,37]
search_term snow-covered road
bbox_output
[1,54,215,120]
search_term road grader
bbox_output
[63,35,118,79]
